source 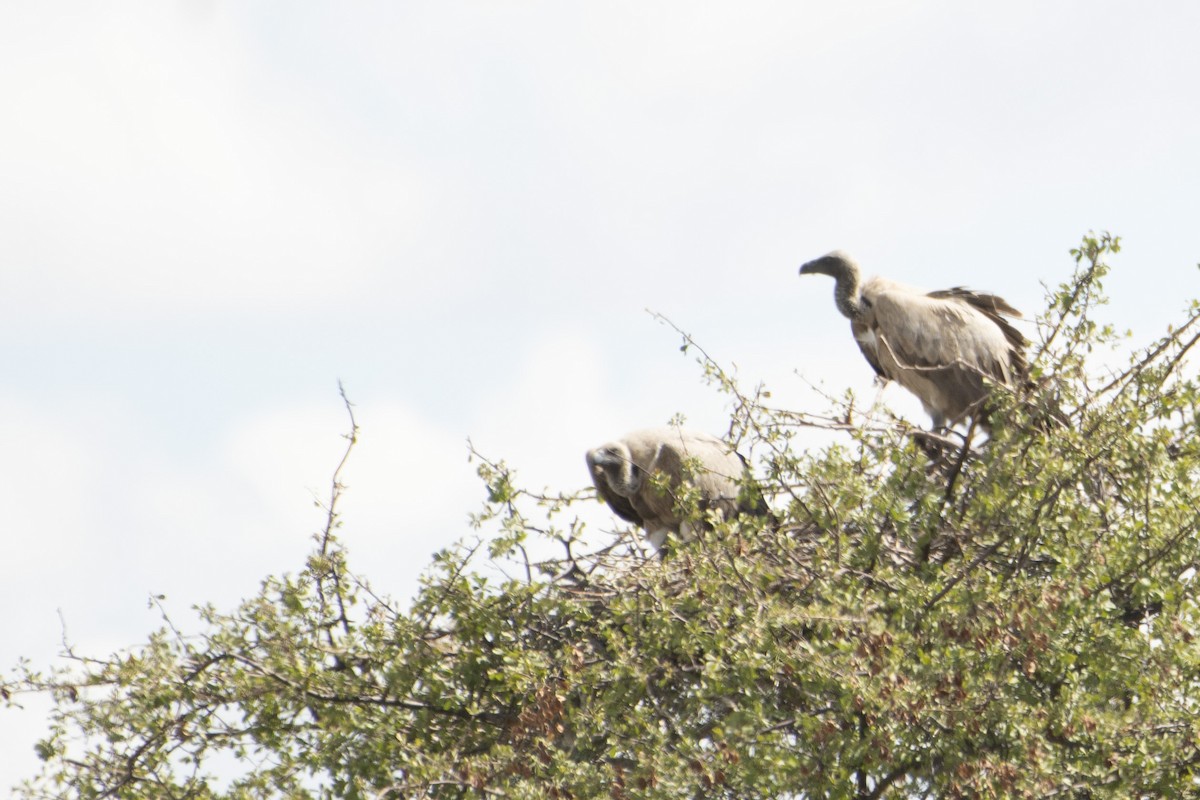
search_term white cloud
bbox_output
[0,4,430,322]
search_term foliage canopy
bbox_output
[5,234,1200,799]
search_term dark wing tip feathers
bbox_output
[927,287,1029,377]
[927,287,1023,319]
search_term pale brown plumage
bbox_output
[586,427,765,553]
[798,251,1028,430]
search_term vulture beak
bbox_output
[799,252,844,277]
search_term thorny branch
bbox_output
[314,381,359,649]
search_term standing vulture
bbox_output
[798,251,1027,431]
[586,427,765,553]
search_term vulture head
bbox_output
[586,441,643,505]
[799,250,864,319]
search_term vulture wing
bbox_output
[675,434,743,519]
[927,287,1028,377]
[862,278,1022,424]
[640,430,745,524]
[626,440,682,533]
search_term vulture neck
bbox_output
[831,266,863,319]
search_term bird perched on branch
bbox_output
[798,250,1028,432]
[586,427,767,554]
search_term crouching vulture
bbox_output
[586,427,767,553]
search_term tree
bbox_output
[4,233,1200,799]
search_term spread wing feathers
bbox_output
[859,278,1027,425]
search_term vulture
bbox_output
[798,251,1028,431]
[586,427,765,553]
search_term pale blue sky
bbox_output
[3,1,1199,788]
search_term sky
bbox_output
[3,1,1199,789]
